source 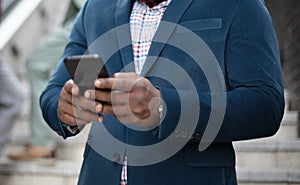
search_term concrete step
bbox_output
[238,169,300,185]
[6,125,89,162]
[6,138,300,171]
[7,110,299,162]
[271,110,299,140]
[12,109,298,142]
[0,160,299,185]
[234,140,300,170]
[0,158,80,185]
[4,140,85,162]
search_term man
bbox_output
[0,60,24,155]
[40,0,285,184]
[0,0,24,156]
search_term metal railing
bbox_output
[1,0,20,20]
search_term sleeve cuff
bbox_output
[58,120,83,139]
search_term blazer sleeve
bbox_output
[157,0,285,142]
[40,2,89,139]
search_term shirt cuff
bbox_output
[59,120,85,136]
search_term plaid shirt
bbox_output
[120,0,171,184]
[131,0,171,75]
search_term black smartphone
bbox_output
[64,54,109,95]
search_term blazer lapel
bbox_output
[140,0,195,76]
[115,0,135,72]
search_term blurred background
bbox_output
[0,0,299,184]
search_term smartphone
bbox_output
[64,54,109,95]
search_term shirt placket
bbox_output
[121,1,171,184]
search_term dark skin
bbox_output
[58,72,162,128]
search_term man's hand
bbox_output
[57,80,102,127]
[85,73,162,128]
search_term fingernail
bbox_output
[84,91,90,98]
[96,104,102,112]
[71,87,77,94]
[95,80,101,87]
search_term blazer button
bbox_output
[174,130,181,138]
[113,153,120,163]
[181,131,188,139]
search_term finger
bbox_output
[85,89,111,103]
[75,110,104,126]
[85,90,130,105]
[58,102,90,126]
[64,79,80,96]
[64,80,74,93]
[59,112,91,126]
[58,112,77,126]
[73,108,100,123]
[60,87,73,104]
[102,104,129,117]
[64,103,100,123]
[62,94,98,113]
[111,92,130,105]
[95,72,143,91]
[72,96,99,113]
[101,104,114,115]
[60,82,74,104]
[131,106,150,119]
[94,78,114,90]
[113,72,138,78]
[71,85,80,96]
[95,76,141,92]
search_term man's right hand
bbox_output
[57,80,102,127]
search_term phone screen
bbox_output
[64,54,109,95]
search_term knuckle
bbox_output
[119,79,126,89]
[74,109,82,118]
[65,80,73,90]
[133,108,143,115]
[83,100,90,109]
[137,80,147,89]
[133,92,145,103]
[104,79,110,87]
[133,107,148,118]
[57,110,62,118]
[59,90,66,100]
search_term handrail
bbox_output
[0,0,43,51]
[1,0,21,20]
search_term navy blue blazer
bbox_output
[40,0,285,184]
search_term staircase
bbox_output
[235,92,300,185]
[0,92,86,185]
[235,118,300,185]
[0,93,299,185]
